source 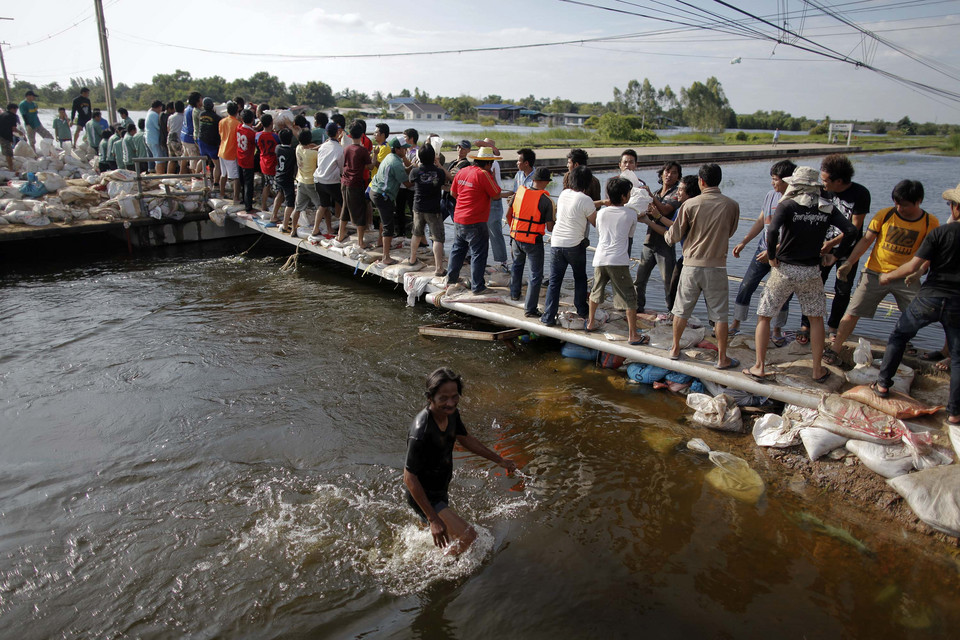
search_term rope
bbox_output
[279,240,305,272]
[239,235,264,256]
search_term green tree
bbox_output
[896,116,916,135]
[680,77,734,132]
[290,81,334,107]
[637,78,660,128]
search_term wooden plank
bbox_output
[418,323,525,342]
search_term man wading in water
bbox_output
[404,368,517,555]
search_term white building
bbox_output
[395,102,449,121]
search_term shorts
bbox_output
[406,493,449,523]
[757,263,825,318]
[341,184,368,225]
[219,157,239,179]
[167,133,183,156]
[371,191,397,237]
[672,265,729,322]
[181,141,199,158]
[294,182,322,212]
[276,179,295,206]
[590,265,637,309]
[262,174,277,192]
[412,209,445,243]
[316,182,343,210]
[847,269,919,319]
[1,137,12,157]
[197,140,218,160]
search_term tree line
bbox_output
[11,71,956,135]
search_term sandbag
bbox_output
[13,140,36,158]
[107,180,137,198]
[561,342,599,362]
[18,173,47,199]
[116,194,141,218]
[3,209,49,225]
[845,440,915,478]
[5,200,35,213]
[627,362,670,384]
[799,427,849,461]
[646,323,704,351]
[753,413,801,448]
[36,171,68,193]
[817,395,905,444]
[888,466,960,537]
[841,385,941,420]
[58,186,101,207]
[687,393,742,432]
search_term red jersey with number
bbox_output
[236,125,257,169]
[255,131,279,176]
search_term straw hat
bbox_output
[942,183,960,205]
[783,166,820,187]
[468,146,502,161]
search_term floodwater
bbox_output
[3,153,960,639]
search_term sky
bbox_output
[2,0,959,123]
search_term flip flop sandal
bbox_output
[870,381,890,398]
[669,352,682,361]
[796,329,810,345]
[922,350,947,361]
[821,349,842,366]
[742,369,771,383]
[629,335,650,346]
[715,357,740,371]
[584,324,601,333]
[813,371,832,384]
[771,335,790,348]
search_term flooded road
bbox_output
[3,229,960,639]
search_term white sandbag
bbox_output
[70,207,89,221]
[20,159,41,174]
[0,186,23,199]
[42,204,74,222]
[107,180,136,198]
[888,466,960,537]
[687,393,742,432]
[0,216,7,224]
[101,168,137,182]
[37,171,68,193]
[84,174,101,185]
[180,199,201,213]
[5,200,35,213]
[3,209,49,226]
[208,198,232,210]
[13,140,36,158]
[799,427,848,461]
[89,202,119,220]
[845,440,915,479]
[208,210,226,227]
[845,361,913,394]
[753,413,801,448]
[116,194,141,218]
[224,203,247,214]
[37,138,55,156]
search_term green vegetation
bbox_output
[937,133,960,156]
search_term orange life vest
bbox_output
[509,186,548,244]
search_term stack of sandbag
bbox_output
[686,392,743,432]
[2,200,50,226]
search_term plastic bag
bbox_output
[841,385,942,420]
[852,337,872,366]
[800,427,848,461]
[18,173,48,199]
[888,466,960,537]
[752,413,801,448]
[686,393,742,432]
[845,440,915,478]
[687,438,765,504]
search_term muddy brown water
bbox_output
[3,227,960,639]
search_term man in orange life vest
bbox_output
[507,167,555,317]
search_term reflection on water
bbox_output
[2,156,960,638]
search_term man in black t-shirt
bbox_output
[273,128,297,229]
[404,368,517,556]
[798,154,872,341]
[875,184,960,423]
[0,102,24,173]
[70,87,92,145]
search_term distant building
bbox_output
[395,102,449,121]
[548,112,590,127]
[387,97,418,113]
[476,103,523,122]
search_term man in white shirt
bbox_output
[312,121,345,237]
[586,177,646,344]
[541,166,597,326]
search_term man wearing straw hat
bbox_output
[742,166,857,383]
[446,145,505,294]
[872,184,960,425]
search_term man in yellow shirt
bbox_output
[823,179,938,364]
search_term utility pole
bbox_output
[0,17,12,105]
[93,0,116,123]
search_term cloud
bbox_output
[306,8,366,28]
